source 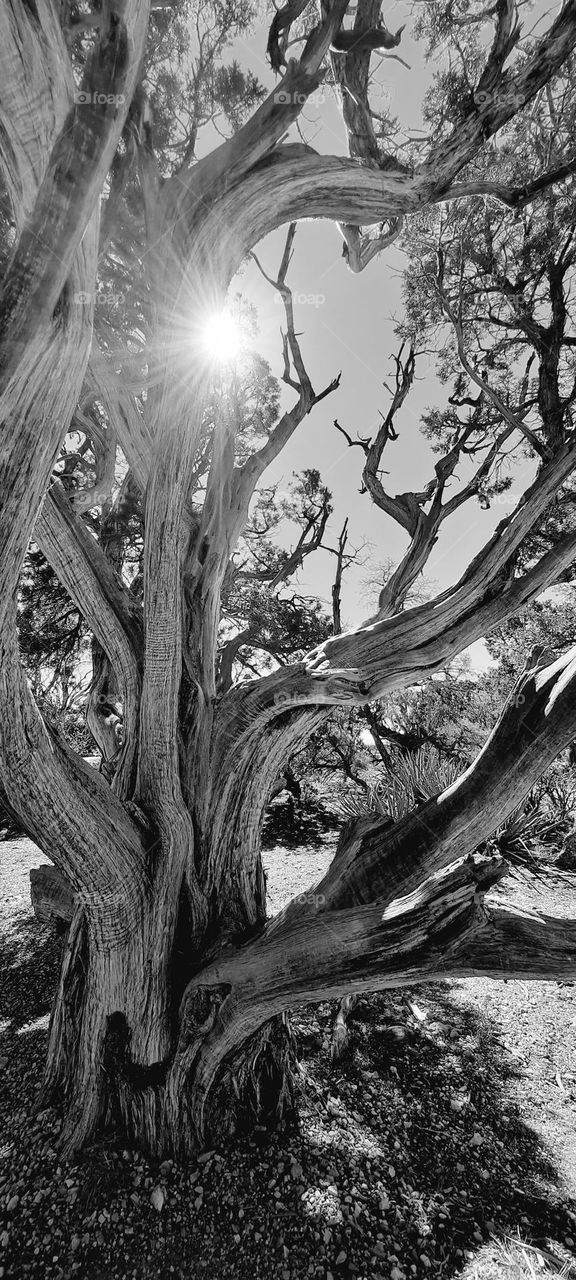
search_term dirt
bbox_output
[1,837,576,1280]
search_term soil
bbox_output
[1,836,576,1280]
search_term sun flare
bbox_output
[202,311,242,363]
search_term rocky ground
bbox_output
[1,836,576,1280]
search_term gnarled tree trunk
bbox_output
[29,646,576,1158]
[3,0,576,1161]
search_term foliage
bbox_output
[336,743,461,822]
[17,549,93,755]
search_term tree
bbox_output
[2,0,576,1159]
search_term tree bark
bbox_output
[30,866,74,926]
[4,0,576,1162]
[165,648,576,1149]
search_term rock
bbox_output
[470,1133,483,1147]
[150,1187,165,1211]
[6,1196,19,1213]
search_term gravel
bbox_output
[1,840,576,1279]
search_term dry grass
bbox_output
[461,1233,576,1278]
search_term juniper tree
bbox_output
[2,0,576,1156]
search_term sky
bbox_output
[206,2,548,643]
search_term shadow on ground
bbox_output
[0,911,64,1029]
[287,986,576,1277]
[1,914,575,1279]
[262,797,340,850]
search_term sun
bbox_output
[202,311,242,364]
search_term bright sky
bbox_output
[218,3,546,636]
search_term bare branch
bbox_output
[331,519,349,634]
[442,158,576,211]
[434,274,551,460]
[232,228,340,526]
[316,644,576,911]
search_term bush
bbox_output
[556,830,576,872]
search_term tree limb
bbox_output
[34,484,143,797]
[0,618,148,945]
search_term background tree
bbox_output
[2,0,576,1159]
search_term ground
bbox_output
[1,833,576,1280]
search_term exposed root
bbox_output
[330,993,357,1061]
[206,1013,299,1144]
